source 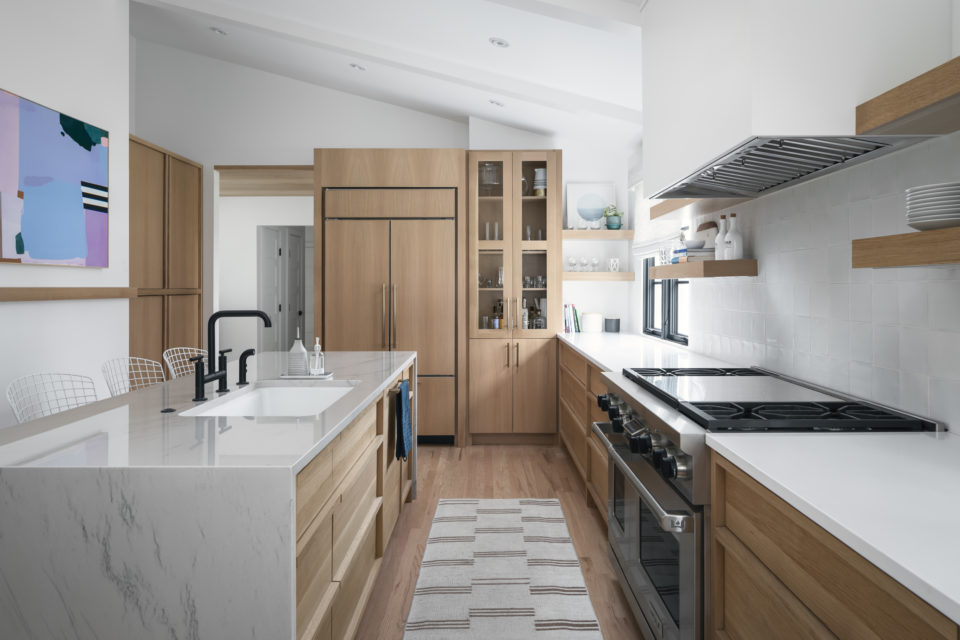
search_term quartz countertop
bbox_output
[557,331,731,374]
[0,351,415,473]
[707,431,960,625]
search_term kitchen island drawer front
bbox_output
[714,454,958,640]
[381,457,402,547]
[334,405,377,479]
[559,397,587,478]
[332,443,378,580]
[559,342,587,385]
[559,364,587,426]
[324,188,455,219]
[714,527,835,640]
[295,509,333,638]
[332,513,379,640]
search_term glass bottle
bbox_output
[715,215,728,260]
[725,213,744,260]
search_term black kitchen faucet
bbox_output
[192,310,272,402]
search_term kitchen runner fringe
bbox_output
[403,498,602,638]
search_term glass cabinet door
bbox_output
[513,151,560,337]
[470,152,513,338]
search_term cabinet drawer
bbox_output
[559,398,586,478]
[559,342,587,385]
[714,454,957,640]
[332,443,378,580]
[589,399,607,427]
[559,365,587,426]
[587,364,608,397]
[381,459,402,546]
[296,509,333,639]
[588,432,609,511]
[714,527,833,639]
[309,600,333,640]
[332,514,378,640]
[324,188,455,219]
[334,405,377,479]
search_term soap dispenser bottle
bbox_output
[288,327,308,376]
[309,337,325,376]
[725,213,744,260]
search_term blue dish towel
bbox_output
[395,379,412,461]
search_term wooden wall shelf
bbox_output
[852,227,960,268]
[562,229,634,240]
[649,259,758,279]
[0,287,134,303]
[649,197,751,221]
[857,55,960,135]
[563,272,635,282]
[216,165,314,197]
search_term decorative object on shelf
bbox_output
[905,181,960,230]
[603,204,623,229]
[697,220,719,248]
[590,257,600,272]
[604,317,621,332]
[533,167,547,196]
[725,213,744,259]
[608,257,620,272]
[715,215,728,260]
[0,88,110,267]
[579,257,590,272]
[684,239,706,249]
[566,182,616,229]
[567,256,578,272]
[535,275,546,288]
[478,161,501,196]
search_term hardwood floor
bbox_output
[356,444,644,639]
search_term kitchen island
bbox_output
[0,350,417,640]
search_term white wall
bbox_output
[218,197,313,353]
[642,0,954,196]
[132,39,469,325]
[955,0,960,56]
[0,0,130,427]
[467,117,554,150]
[681,130,960,429]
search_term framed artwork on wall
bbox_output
[0,88,109,267]
[566,182,616,230]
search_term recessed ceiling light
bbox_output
[488,37,510,48]
[209,26,228,36]
[349,63,367,71]
[489,99,505,107]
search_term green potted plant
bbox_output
[603,204,623,230]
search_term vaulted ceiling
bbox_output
[130,0,645,145]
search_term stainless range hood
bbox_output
[650,135,933,199]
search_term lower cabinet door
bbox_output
[469,339,513,433]
[417,376,456,437]
[513,338,557,433]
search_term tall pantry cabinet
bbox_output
[318,149,464,443]
[128,136,203,369]
[468,150,560,436]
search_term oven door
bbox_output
[598,424,702,640]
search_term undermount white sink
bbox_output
[180,380,359,418]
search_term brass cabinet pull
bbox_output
[515,297,521,329]
[391,284,398,349]
[515,342,519,367]
[506,342,510,367]
[381,283,387,349]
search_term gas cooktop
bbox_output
[684,401,936,432]
[625,367,766,379]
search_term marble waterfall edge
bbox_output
[0,466,293,639]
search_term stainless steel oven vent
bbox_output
[650,135,933,199]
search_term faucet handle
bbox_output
[189,356,204,363]
[218,348,233,356]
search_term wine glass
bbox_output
[580,257,590,272]
[567,256,578,272]
[591,257,600,272]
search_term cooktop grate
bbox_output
[683,401,935,432]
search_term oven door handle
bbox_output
[594,422,694,535]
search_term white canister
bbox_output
[581,312,604,333]
[715,215,728,260]
[725,213,744,260]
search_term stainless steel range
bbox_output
[592,366,940,640]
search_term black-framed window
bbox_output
[643,257,689,345]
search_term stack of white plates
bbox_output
[906,181,960,231]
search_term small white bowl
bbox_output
[683,239,706,249]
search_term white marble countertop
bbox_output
[0,351,415,473]
[557,331,731,373]
[707,431,960,625]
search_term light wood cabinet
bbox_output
[712,452,959,640]
[468,337,556,434]
[129,137,203,368]
[323,184,458,440]
[468,150,561,339]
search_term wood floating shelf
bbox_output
[649,259,758,279]
[0,287,134,303]
[857,55,960,134]
[562,229,634,240]
[215,165,314,197]
[852,227,960,268]
[562,271,635,282]
[649,197,751,221]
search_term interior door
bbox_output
[285,228,306,344]
[468,339,513,434]
[324,219,390,351]
[390,219,455,375]
[165,156,201,289]
[257,226,282,353]
[513,338,557,433]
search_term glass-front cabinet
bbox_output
[469,150,561,339]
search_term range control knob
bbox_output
[607,405,621,421]
[651,447,667,469]
[597,394,611,411]
[611,415,626,432]
[629,430,648,453]
[660,455,678,479]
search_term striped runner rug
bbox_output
[404,498,602,638]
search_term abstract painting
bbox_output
[0,88,109,267]
[565,182,616,229]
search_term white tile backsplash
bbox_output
[682,130,960,429]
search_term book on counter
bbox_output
[670,255,712,263]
